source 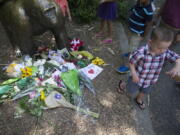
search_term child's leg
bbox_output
[99,19,106,34]
[135,92,146,109]
[100,20,113,43]
[136,92,145,103]
[107,20,113,38]
[135,85,153,109]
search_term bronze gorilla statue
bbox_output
[0,0,69,55]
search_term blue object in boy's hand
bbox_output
[116,66,130,74]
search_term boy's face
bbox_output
[149,40,172,55]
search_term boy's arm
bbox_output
[67,6,72,21]
[129,63,139,83]
[66,2,72,21]
[166,59,180,77]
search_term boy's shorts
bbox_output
[126,77,153,94]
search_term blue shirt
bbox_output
[129,2,153,35]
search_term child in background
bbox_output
[118,27,180,109]
[55,0,72,21]
[96,0,118,44]
[128,0,153,51]
[117,0,154,73]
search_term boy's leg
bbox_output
[126,77,140,98]
[135,92,146,109]
[135,85,153,109]
[136,92,145,103]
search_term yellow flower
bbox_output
[21,67,33,78]
[92,57,105,65]
[40,90,45,101]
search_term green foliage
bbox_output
[68,0,99,23]
[69,0,131,23]
[19,96,44,117]
[117,1,130,21]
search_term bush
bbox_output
[117,1,130,21]
[68,0,99,23]
[68,0,131,23]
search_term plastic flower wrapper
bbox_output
[12,77,37,100]
[33,59,46,67]
[43,60,62,75]
[0,77,35,101]
[70,51,94,60]
[48,50,65,64]
[23,55,33,67]
[45,91,99,118]
[92,57,105,66]
[1,78,20,85]
[0,85,13,95]
[78,71,95,95]
[61,69,82,96]
[15,77,35,90]
[41,77,58,87]
[57,48,71,60]
[6,63,25,78]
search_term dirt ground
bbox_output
[1,5,179,133]
[0,21,139,135]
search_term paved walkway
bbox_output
[116,21,180,135]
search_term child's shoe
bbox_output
[101,38,113,44]
[95,32,104,38]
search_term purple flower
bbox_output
[54,93,61,99]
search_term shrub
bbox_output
[68,0,99,23]
[68,0,131,23]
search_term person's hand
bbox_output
[132,73,140,83]
[166,67,180,78]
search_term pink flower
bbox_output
[29,91,36,99]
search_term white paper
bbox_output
[79,64,103,80]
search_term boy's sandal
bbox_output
[135,99,146,110]
[117,80,126,94]
[101,38,113,44]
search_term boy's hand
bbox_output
[132,73,140,83]
[166,59,180,78]
[129,63,139,83]
[166,67,180,78]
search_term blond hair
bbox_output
[151,27,174,42]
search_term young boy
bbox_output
[118,27,180,109]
